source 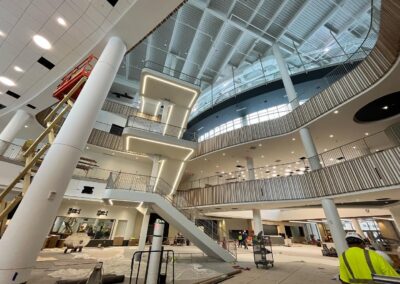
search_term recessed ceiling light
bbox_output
[24,125,28,128]
[292,138,296,141]
[291,151,295,154]
[365,132,369,136]
[0,30,5,37]
[382,105,389,110]
[329,134,334,138]
[57,17,67,27]
[352,146,356,149]
[333,110,339,114]
[324,148,327,151]
[33,35,51,50]
[222,153,226,156]
[258,143,262,147]
[261,155,264,158]
[14,66,24,72]
[0,76,16,86]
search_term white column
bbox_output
[252,209,263,236]
[389,205,400,235]
[138,208,150,251]
[272,44,298,108]
[147,219,165,284]
[246,156,255,180]
[321,199,347,255]
[351,219,364,237]
[299,127,322,170]
[272,44,322,171]
[0,109,31,155]
[0,37,126,283]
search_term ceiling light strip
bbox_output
[140,97,146,113]
[153,159,165,192]
[142,75,198,108]
[171,161,185,195]
[163,104,174,136]
[126,136,194,161]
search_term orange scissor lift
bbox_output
[0,55,97,233]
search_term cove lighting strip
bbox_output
[140,97,145,113]
[154,102,160,116]
[163,105,174,136]
[153,159,165,192]
[178,109,190,138]
[171,161,185,195]
[126,136,194,161]
[141,75,199,108]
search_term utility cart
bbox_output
[252,232,274,269]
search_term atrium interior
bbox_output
[0,0,400,283]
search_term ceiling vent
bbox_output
[249,146,257,150]
[236,165,244,168]
[275,159,281,163]
[6,90,20,99]
[26,104,36,109]
[37,57,55,70]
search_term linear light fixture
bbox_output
[171,161,185,194]
[154,101,160,116]
[140,97,145,113]
[141,74,198,108]
[126,136,194,161]
[153,159,165,192]
[163,104,174,135]
[178,109,189,138]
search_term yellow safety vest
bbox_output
[339,247,399,284]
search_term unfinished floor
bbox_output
[29,244,339,283]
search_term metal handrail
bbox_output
[126,115,197,141]
[179,130,396,191]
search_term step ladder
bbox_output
[0,55,97,235]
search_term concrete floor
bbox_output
[29,244,340,283]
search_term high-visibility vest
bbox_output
[339,247,399,284]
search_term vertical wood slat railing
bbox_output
[195,0,400,157]
[175,147,400,208]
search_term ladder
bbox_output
[0,55,97,234]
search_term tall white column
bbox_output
[389,205,400,235]
[0,109,31,154]
[299,127,322,170]
[252,209,263,236]
[138,208,150,251]
[351,218,364,237]
[321,199,347,255]
[246,156,255,180]
[272,44,298,108]
[0,37,126,283]
[147,219,165,284]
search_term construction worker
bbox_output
[339,232,399,283]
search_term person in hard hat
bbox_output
[339,232,400,283]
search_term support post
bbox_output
[147,219,165,284]
[321,199,347,255]
[0,109,31,155]
[252,209,263,236]
[138,207,151,252]
[351,218,364,237]
[0,37,126,284]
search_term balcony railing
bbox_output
[179,130,398,191]
[175,146,400,208]
[193,0,400,157]
[126,115,197,141]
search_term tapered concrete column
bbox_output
[299,127,322,170]
[272,44,322,171]
[321,199,347,255]
[252,209,263,236]
[351,219,364,237]
[149,155,163,192]
[272,44,298,108]
[246,156,255,180]
[0,37,126,284]
[138,207,150,251]
[0,109,31,155]
[389,205,400,235]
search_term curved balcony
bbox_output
[175,146,400,208]
[193,0,400,158]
